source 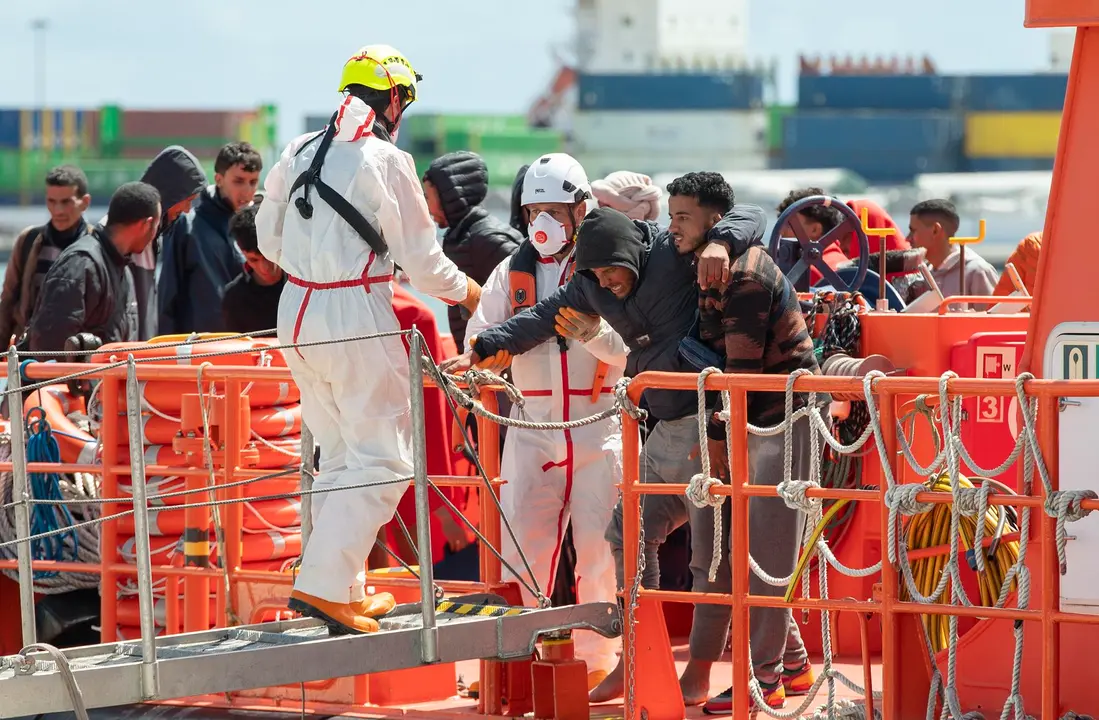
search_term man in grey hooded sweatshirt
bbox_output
[129,146,207,339]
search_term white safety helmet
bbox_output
[521,153,591,206]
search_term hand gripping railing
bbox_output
[617,369,1099,720]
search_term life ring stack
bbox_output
[90,335,304,639]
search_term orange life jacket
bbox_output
[508,242,610,403]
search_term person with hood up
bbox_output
[158,141,262,334]
[129,145,207,340]
[255,44,482,635]
[28,182,161,352]
[461,153,628,690]
[449,191,763,704]
[422,150,522,349]
[590,170,663,222]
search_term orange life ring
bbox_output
[91,337,289,368]
[116,403,301,446]
[22,384,98,465]
[117,475,301,507]
[117,529,301,565]
[124,440,301,470]
[117,379,301,414]
[116,596,216,627]
[118,498,301,536]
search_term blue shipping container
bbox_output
[966,74,1067,112]
[965,157,1055,173]
[0,110,19,148]
[784,111,964,152]
[797,75,969,111]
[578,73,765,112]
[782,111,964,183]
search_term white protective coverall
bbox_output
[256,95,470,604]
[465,249,627,675]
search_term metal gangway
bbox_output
[0,331,622,719]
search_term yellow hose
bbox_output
[784,499,852,603]
[901,474,1019,653]
[783,474,1019,654]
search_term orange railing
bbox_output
[619,371,1099,720]
[0,355,515,707]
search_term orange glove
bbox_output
[460,276,482,314]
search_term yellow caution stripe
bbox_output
[435,600,526,617]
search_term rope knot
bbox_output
[953,485,990,518]
[1046,489,1097,574]
[1046,489,1096,524]
[686,473,725,509]
[612,377,647,420]
[885,484,934,516]
[777,479,822,514]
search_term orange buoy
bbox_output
[91,337,288,368]
[118,499,301,537]
[119,404,301,446]
[117,475,301,507]
[21,385,97,465]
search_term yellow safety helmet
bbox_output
[338,44,422,104]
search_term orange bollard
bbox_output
[531,631,590,720]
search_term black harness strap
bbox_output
[288,111,389,258]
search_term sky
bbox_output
[0,0,1066,145]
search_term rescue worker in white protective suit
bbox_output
[462,154,628,688]
[255,45,482,634]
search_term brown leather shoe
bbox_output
[352,592,397,618]
[288,590,382,635]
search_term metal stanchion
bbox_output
[125,356,159,699]
[407,329,438,663]
[299,422,315,549]
[7,347,36,647]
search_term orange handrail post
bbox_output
[727,388,751,720]
[99,375,120,643]
[1037,393,1060,720]
[877,388,900,720]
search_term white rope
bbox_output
[685,367,725,583]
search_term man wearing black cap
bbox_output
[454,193,767,704]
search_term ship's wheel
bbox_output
[768,195,871,294]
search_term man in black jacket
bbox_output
[457,201,763,704]
[29,182,161,352]
[222,196,284,334]
[422,150,522,348]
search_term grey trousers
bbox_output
[605,412,816,681]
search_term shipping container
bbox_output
[778,147,960,184]
[119,109,260,140]
[0,149,20,192]
[767,105,794,152]
[474,129,562,155]
[782,111,964,183]
[304,115,329,134]
[571,110,766,154]
[578,72,765,112]
[573,148,768,180]
[964,157,1055,173]
[0,111,19,148]
[966,74,1067,112]
[964,111,1060,157]
[798,75,969,111]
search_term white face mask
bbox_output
[528,212,570,257]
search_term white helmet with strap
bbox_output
[521,153,591,206]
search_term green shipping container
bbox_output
[766,105,794,152]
